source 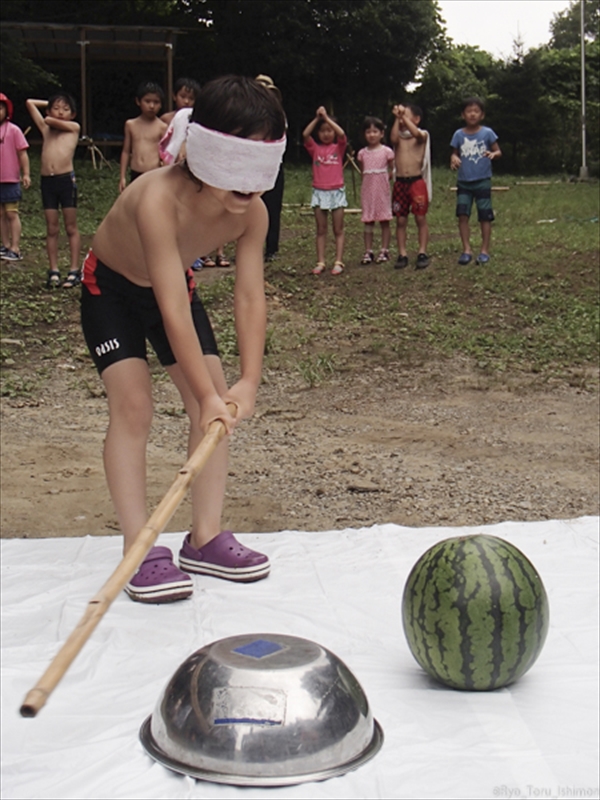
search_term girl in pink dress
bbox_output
[357,117,394,264]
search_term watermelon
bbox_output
[402,534,549,691]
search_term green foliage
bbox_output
[0,29,59,94]
[413,45,499,161]
[0,0,179,25]
[550,0,599,48]
[1,0,445,146]
[4,0,595,174]
[183,0,444,138]
[298,353,336,387]
[414,34,599,175]
[0,164,598,400]
[538,40,600,173]
[490,39,599,174]
[270,165,598,380]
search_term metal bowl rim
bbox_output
[139,715,384,787]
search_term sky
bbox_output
[436,0,573,59]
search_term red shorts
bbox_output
[392,176,428,218]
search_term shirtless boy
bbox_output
[160,77,228,269]
[160,76,201,126]
[390,103,430,270]
[26,93,82,288]
[81,75,286,603]
[119,81,167,192]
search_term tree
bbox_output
[488,45,556,173]
[0,29,59,94]
[412,45,499,165]
[538,39,600,172]
[0,0,183,96]
[550,0,599,49]
[0,0,180,26]
[177,0,445,151]
[0,0,447,151]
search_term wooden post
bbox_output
[166,35,174,113]
[78,29,88,137]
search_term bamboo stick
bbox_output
[449,186,510,191]
[20,409,233,717]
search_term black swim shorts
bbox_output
[80,250,219,374]
[40,171,78,210]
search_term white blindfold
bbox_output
[160,108,286,193]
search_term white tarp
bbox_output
[1,517,598,800]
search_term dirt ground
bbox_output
[1,274,598,540]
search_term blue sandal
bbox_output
[62,270,82,288]
[46,269,61,289]
[476,253,490,265]
[457,253,472,265]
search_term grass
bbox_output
[1,153,598,398]
[268,165,599,383]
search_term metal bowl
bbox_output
[140,633,383,786]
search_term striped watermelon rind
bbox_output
[402,534,549,691]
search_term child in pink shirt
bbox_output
[303,106,347,275]
[0,93,31,261]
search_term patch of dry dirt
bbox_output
[1,354,598,539]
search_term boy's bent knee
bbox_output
[109,392,153,434]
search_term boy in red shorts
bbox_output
[390,103,431,270]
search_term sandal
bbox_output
[215,254,230,267]
[202,255,216,268]
[125,546,193,603]
[376,249,390,263]
[458,253,472,265]
[312,262,326,275]
[360,250,374,265]
[179,531,270,583]
[62,270,82,288]
[331,261,344,275]
[46,269,61,289]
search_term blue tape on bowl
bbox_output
[233,639,283,659]
[214,717,283,726]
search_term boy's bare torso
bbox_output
[40,127,79,176]
[126,116,167,172]
[395,134,427,178]
[93,166,260,285]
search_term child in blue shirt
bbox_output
[450,97,501,265]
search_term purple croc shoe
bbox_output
[179,531,270,583]
[125,546,193,603]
